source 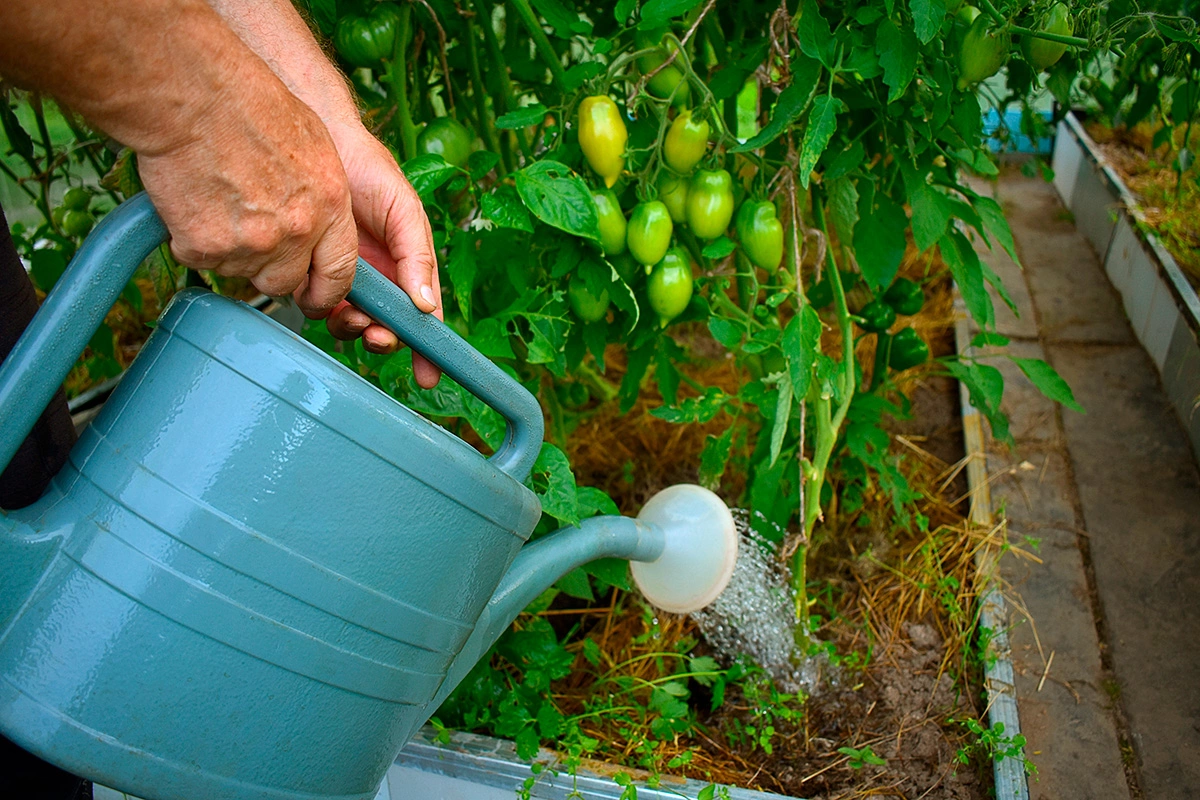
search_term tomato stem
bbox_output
[385,3,419,162]
[463,14,505,175]
[470,0,533,164]
[509,0,570,93]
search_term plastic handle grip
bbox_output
[346,263,543,482]
[0,192,544,484]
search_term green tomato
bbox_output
[568,273,611,324]
[1025,3,1072,71]
[685,169,735,240]
[578,96,628,188]
[636,32,691,108]
[657,173,689,223]
[647,247,694,326]
[958,15,1011,89]
[626,201,673,267]
[888,327,931,371]
[858,299,897,333]
[591,188,627,256]
[663,110,709,174]
[62,186,91,211]
[882,277,925,316]
[61,209,94,238]
[417,117,474,167]
[51,206,67,230]
[334,5,401,68]
[647,64,691,108]
[735,200,784,271]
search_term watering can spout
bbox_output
[425,484,737,714]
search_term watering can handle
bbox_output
[0,192,545,484]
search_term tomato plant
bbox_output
[13,0,1184,786]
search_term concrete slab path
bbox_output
[972,170,1200,799]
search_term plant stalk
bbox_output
[464,15,505,175]
[387,3,419,162]
[508,0,569,93]
[470,0,534,163]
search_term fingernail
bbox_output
[420,285,437,308]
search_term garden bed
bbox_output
[381,256,1033,800]
[1051,112,1200,458]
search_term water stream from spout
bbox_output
[689,510,823,695]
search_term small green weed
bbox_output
[837,745,887,769]
[952,718,1037,776]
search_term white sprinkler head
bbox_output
[631,484,738,614]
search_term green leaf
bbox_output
[972,332,1010,348]
[730,57,820,153]
[650,386,729,423]
[702,236,738,259]
[797,0,837,68]
[28,248,67,293]
[531,442,580,525]
[639,0,704,29]
[515,161,601,241]
[909,0,946,44]
[100,148,142,197]
[980,256,1019,316]
[305,0,337,34]
[708,317,744,349]
[555,567,594,600]
[495,104,549,129]
[825,141,864,181]
[401,154,461,198]
[876,19,918,103]
[615,0,638,24]
[798,95,842,189]
[972,195,1021,265]
[89,323,115,360]
[698,427,735,491]
[530,0,581,38]
[939,230,994,329]
[482,187,534,232]
[826,176,859,244]
[620,344,654,413]
[562,62,606,93]
[655,340,681,405]
[467,317,517,359]
[854,192,908,290]
[1012,357,1084,412]
[903,167,953,252]
[445,230,478,323]
[0,100,34,160]
[583,557,632,590]
[784,305,821,400]
[468,150,501,181]
[946,358,1005,420]
[769,376,793,467]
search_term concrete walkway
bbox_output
[973,170,1200,799]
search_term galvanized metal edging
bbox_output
[953,296,1031,800]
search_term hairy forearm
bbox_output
[205,0,361,132]
[0,0,277,156]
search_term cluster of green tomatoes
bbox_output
[50,186,98,239]
[955,0,1073,88]
[573,94,784,329]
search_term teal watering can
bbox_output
[0,194,738,800]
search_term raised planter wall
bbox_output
[1052,113,1200,460]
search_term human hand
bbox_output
[136,59,360,316]
[323,123,443,389]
